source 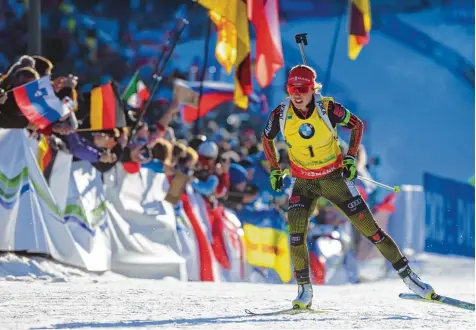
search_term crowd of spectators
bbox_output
[0,0,392,284]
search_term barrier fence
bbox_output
[1,128,471,285]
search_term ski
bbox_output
[399,293,475,311]
[244,307,329,316]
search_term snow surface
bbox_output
[0,253,474,329]
[0,254,126,283]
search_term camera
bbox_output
[193,168,209,181]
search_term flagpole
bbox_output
[154,34,172,75]
[322,1,347,95]
[28,0,41,55]
[194,14,213,135]
[131,18,189,137]
[153,6,186,75]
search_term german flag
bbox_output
[77,81,126,130]
[37,135,53,173]
[348,0,371,60]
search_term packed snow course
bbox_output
[0,253,474,330]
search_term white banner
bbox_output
[103,164,186,280]
[0,129,43,252]
[0,129,98,270]
[175,192,200,281]
[48,150,73,212]
[54,161,111,271]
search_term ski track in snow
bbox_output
[0,274,474,330]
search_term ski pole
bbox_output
[357,175,401,193]
[282,168,400,192]
[295,33,308,65]
[131,18,189,137]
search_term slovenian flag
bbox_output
[13,76,70,129]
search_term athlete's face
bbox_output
[287,84,314,110]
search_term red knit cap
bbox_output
[287,65,316,85]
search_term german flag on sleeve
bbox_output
[77,81,126,130]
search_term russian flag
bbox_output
[177,80,260,123]
[13,76,69,129]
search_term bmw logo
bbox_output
[299,123,315,139]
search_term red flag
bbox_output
[248,0,284,88]
[181,193,215,281]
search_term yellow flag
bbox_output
[348,0,371,60]
[209,11,237,74]
[243,223,292,283]
[37,136,52,172]
[198,0,251,109]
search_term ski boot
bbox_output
[292,284,313,309]
[398,265,435,299]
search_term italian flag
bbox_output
[122,70,150,109]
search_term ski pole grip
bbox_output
[295,33,308,45]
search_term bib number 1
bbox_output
[307,145,315,158]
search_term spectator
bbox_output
[222,163,258,211]
[0,61,40,129]
[240,129,259,156]
[192,141,230,201]
[245,151,291,211]
[143,137,174,175]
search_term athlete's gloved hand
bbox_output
[269,169,284,192]
[343,156,357,181]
